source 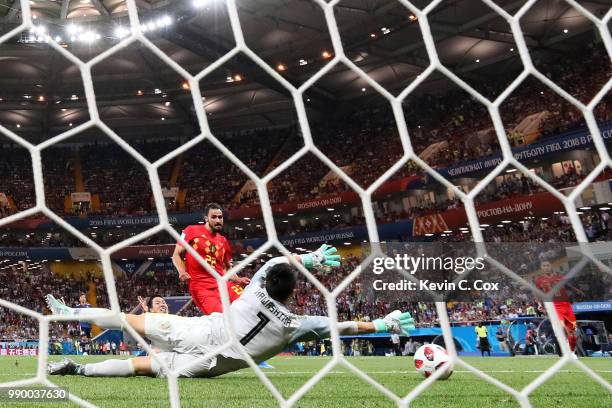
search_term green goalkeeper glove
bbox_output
[373,310,415,335]
[300,244,341,269]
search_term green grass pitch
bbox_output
[1,356,610,407]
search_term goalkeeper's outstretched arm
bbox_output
[292,310,416,343]
[244,244,340,293]
[340,311,416,335]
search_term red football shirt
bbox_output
[534,274,569,302]
[180,225,232,289]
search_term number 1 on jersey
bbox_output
[240,312,270,345]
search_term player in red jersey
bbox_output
[534,259,578,357]
[172,203,250,315]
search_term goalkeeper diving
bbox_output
[46,245,415,378]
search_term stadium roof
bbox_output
[0,0,609,143]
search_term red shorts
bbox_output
[553,301,576,331]
[189,281,244,315]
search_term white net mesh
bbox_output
[0,0,611,406]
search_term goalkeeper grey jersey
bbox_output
[212,257,331,371]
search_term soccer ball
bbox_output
[413,344,453,380]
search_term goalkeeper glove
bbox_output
[300,244,341,269]
[373,310,415,335]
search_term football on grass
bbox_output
[413,344,453,380]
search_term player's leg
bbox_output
[61,352,211,378]
[554,302,578,356]
[201,295,223,314]
[46,294,147,335]
[564,323,578,357]
[189,284,223,314]
[195,289,223,316]
[188,282,208,314]
[156,353,220,378]
[132,356,154,375]
[190,282,242,315]
[66,351,223,378]
[48,356,153,377]
[565,307,578,355]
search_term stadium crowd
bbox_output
[180,128,292,213]
[0,263,85,341]
[0,261,535,344]
[42,147,76,214]
[6,227,610,345]
[0,148,35,213]
[0,44,608,218]
[438,209,611,243]
[0,263,188,343]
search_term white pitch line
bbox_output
[3,369,611,377]
[229,369,612,375]
[0,374,37,376]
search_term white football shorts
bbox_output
[144,313,218,354]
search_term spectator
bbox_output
[524,325,537,355]
[496,327,511,355]
[391,333,401,356]
[403,338,418,356]
[476,322,491,357]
